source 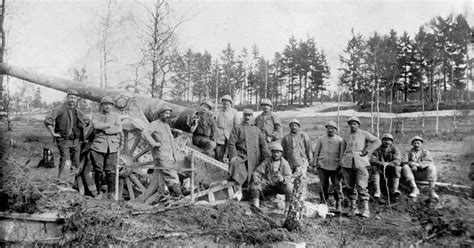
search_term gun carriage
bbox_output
[0,63,229,204]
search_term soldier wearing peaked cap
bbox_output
[214,94,240,162]
[44,88,88,188]
[141,104,183,197]
[190,100,217,157]
[369,133,402,203]
[341,116,381,218]
[401,135,439,200]
[249,142,293,214]
[228,108,270,201]
[313,120,344,211]
[281,118,312,173]
[254,98,282,144]
[89,95,123,200]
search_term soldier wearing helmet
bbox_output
[254,98,282,144]
[313,120,344,212]
[281,118,312,173]
[214,94,240,162]
[90,95,123,200]
[341,116,381,218]
[190,100,217,157]
[249,143,293,214]
[142,105,183,197]
[44,88,88,188]
[369,133,402,203]
[228,109,270,202]
[401,136,438,200]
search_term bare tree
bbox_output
[94,0,133,89]
[139,0,186,98]
[0,0,6,114]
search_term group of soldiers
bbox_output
[44,89,439,218]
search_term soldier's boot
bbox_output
[348,200,359,217]
[361,200,370,218]
[429,182,439,200]
[232,185,243,201]
[170,183,183,197]
[94,172,104,200]
[106,173,116,201]
[373,173,382,199]
[284,202,290,218]
[390,178,401,200]
[334,200,342,213]
[408,180,420,198]
[251,198,260,208]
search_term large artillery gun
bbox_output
[0,63,229,204]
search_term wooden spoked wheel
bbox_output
[118,129,160,202]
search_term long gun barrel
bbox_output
[0,63,196,131]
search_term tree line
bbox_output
[340,14,473,107]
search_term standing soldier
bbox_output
[401,136,438,200]
[215,95,240,162]
[369,133,402,202]
[313,121,343,211]
[142,105,183,197]
[249,143,293,215]
[44,89,88,186]
[90,96,122,200]
[254,98,282,144]
[281,119,312,172]
[228,109,270,201]
[191,100,217,157]
[341,116,381,218]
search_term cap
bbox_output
[289,118,300,127]
[66,89,78,96]
[243,109,253,115]
[347,116,360,125]
[159,105,173,114]
[220,95,233,104]
[270,143,284,152]
[200,100,213,110]
[260,98,272,107]
[324,121,338,130]
[410,135,423,144]
[100,96,114,105]
[381,133,394,141]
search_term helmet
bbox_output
[100,96,114,105]
[220,95,233,104]
[159,105,173,114]
[410,135,423,144]
[381,133,394,141]
[243,109,254,115]
[347,116,360,125]
[270,143,284,152]
[324,121,338,130]
[200,100,213,110]
[289,118,300,127]
[260,98,272,107]
[66,89,79,96]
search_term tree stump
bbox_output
[283,165,308,231]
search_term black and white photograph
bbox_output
[0,0,473,246]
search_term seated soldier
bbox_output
[369,133,402,202]
[249,143,293,215]
[191,100,217,157]
[401,136,438,199]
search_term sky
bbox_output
[4,0,472,103]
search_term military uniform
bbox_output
[215,95,240,161]
[90,97,122,197]
[192,102,217,157]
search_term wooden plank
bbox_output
[0,212,64,222]
[191,152,195,202]
[130,174,146,192]
[129,137,141,155]
[208,192,215,203]
[122,131,129,154]
[227,186,234,198]
[125,177,135,200]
